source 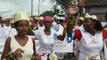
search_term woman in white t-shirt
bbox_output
[34,16,65,60]
[75,13,104,60]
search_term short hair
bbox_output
[94,20,103,31]
[14,21,19,29]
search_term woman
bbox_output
[1,12,38,60]
[75,13,103,60]
[34,16,65,60]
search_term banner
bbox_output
[53,40,74,53]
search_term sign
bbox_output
[53,40,74,53]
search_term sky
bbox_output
[0,0,55,17]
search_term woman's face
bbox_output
[16,20,29,35]
[31,20,38,27]
[4,19,11,26]
[83,18,95,31]
[44,21,52,29]
[39,20,44,26]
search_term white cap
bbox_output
[56,16,65,20]
[38,17,43,20]
[84,13,92,18]
[79,16,84,21]
[35,17,38,19]
[84,13,98,21]
[35,16,43,20]
[91,15,98,20]
[12,11,29,23]
[54,15,57,18]
[56,14,65,20]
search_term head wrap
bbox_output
[35,17,43,21]
[43,16,53,22]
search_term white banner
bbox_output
[53,40,74,53]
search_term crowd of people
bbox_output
[0,3,107,60]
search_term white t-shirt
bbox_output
[4,26,17,37]
[0,26,8,53]
[38,25,45,30]
[10,36,34,60]
[34,28,59,54]
[78,26,103,60]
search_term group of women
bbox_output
[1,4,107,60]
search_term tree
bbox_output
[40,5,60,16]
[51,0,73,12]
[40,11,55,16]
[53,5,60,15]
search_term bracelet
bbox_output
[8,52,13,58]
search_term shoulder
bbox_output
[31,36,35,46]
[28,36,35,44]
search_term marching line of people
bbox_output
[0,4,107,60]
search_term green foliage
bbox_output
[40,10,60,16]
[40,11,55,16]
[53,5,60,15]
[51,0,73,12]
[40,5,60,16]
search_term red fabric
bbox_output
[43,16,53,22]
[74,29,82,41]
[103,28,107,40]
[40,53,46,57]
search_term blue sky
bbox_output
[0,0,55,16]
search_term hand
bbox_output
[57,35,64,41]
[35,55,41,60]
[68,6,78,15]
[88,56,98,60]
[12,48,24,58]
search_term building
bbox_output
[79,0,107,21]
